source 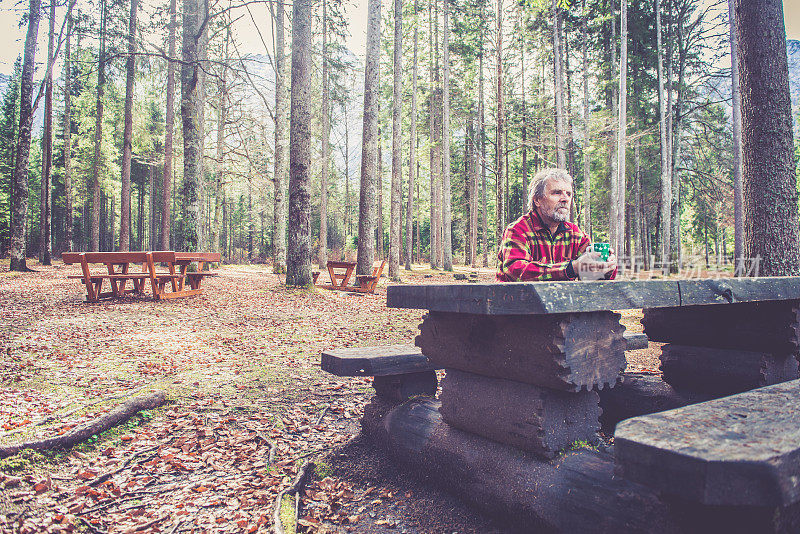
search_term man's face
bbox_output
[534,179,572,223]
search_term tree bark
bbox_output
[552,0,566,169]
[90,0,106,252]
[357,0,380,276]
[318,0,330,268]
[441,0,453,270]
[285,0,313,285]
[495,0,504,246]
[119,0,138,252]
[581,0,591,239]
[429,0,441,269]
[9,0,40,271]
[389,0,402,279]
[160,0,176,251]
[728,0,743,266]
[212,24,229,254]
[38,0,55,264]
[616,0,627,259]
[181,0,208,251]
[480,50,488,267]
[405,0,418,271]
[657,0,670,269]
[734,0,800,276]
[63,14,73,254]
[273,0,288,272]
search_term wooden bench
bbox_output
[616,378,800,507]
[62,251,180,302]
[321,344,439,403]
[353,260,386,294]
[63,251,220,302]
[172,252,221,295]
[321,334,646,404]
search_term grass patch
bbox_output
[314,461,333,480]
[0,448,47,474]
[279,493,296,534]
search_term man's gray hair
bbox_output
[528,168,573,212]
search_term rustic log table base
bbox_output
[659,344,799,396]
[439,369,600,458]
[362,397,680,533]
[416,311,627,391]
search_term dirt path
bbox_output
[0,261,659,534]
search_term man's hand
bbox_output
[573,250,616,281]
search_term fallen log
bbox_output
[362,397,680,533]
[0,390,167,458]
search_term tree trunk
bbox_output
[345,100,350,243]
[212,24,229,254]
[480,50,488,268]
[90,0,106,252]
[285,0,313,285]
[38,0,55,264]
[318,0,330,268]
[441,0,453,270]
[9,0,40,271]
[552,0,566,169]
[357,0,380,276]
[608,2,618,252]
[468,107,477,267]
[495,0,504,246]
[581,0,591,240]
[378,126,384,259]
[119,0,138,252]
[728,0,743,267]
[656,0,670,269]
[520,25,528,210]
[389,0,402,279]
[429,0,440,268]
[149,163,156,250]
[63,14,73,254]
[735,0,800,276]
[272,0,288,270]
[634,137,641,266]
[181,0,208,251]
[616,0,627,259]
[405,0,418,271]
[160,0,176,251]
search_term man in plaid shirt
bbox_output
[497,168,617,282]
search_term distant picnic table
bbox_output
[62,251,220,303]
[316,260,386,294]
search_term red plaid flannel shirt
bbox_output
[496,209,616,282]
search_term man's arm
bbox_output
[497,226,581,282]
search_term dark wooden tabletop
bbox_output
[386,277,800,315]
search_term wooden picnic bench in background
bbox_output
[317,259,386,294]
[62,251,220,302]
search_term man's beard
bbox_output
[545,204,570,222]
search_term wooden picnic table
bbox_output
[369,278,800,532]
[62,251,220,302]
[317,260,386,294]
[324,261,356,290]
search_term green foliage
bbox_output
[314,461,333,479]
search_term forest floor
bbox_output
[0,259,687,534]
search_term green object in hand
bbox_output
[592,242,610,261]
